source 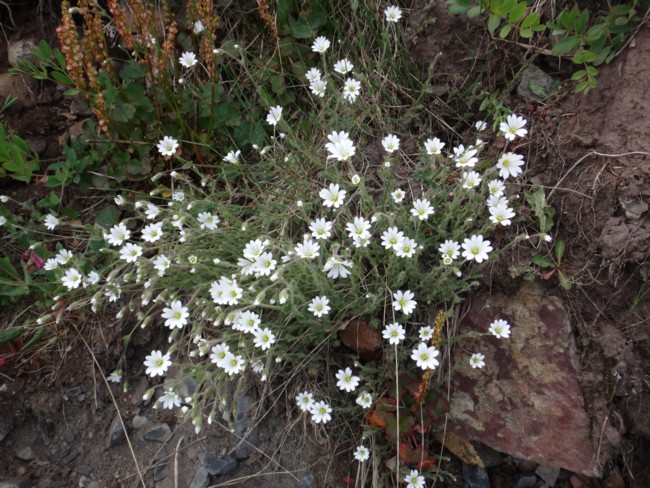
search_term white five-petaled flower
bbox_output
[309,78,327,97]
[499,114,528,141]
[410,198,434,220]
[209,343,230,367]
[61,268,83,290]
[382,322,406,345]
[461,234,492,263]
[342,78,361,103]
[325,131,356,161]
[161,300,189,329]
[305,67,322,82]
[438,239,460,264]
[310,400,332,424]
[469,352,486,368]
[382,134,400,153]
[308,296,331,317]
[453,144,479,168]
[309,218,333,240]
[394,237,418,258]
[266,105,283,126]
[144,350,172,377]
[461,170,482,189]
[197,212,220,230]
[223,150,241,164]
[119,243,143,263]
[487,179,506,197]
[354,445,370,462]
[489,319,511,338]
[253,327,276,350]
[356,391,373,409]
[158,389,181,410]
[178,51,197,68]
[323,256,353,279]
[334,58,354,75]
[424,137,445,155]
[411,343,440,370]
[153,254,171,276]
[222,353,246,376]
[475,120,487,131]
[319,183,347,209]
[385,5,403,23]
[56,249,73,265]
[381,226,404,250]
[44,214,59,230]
[496,152,525,179]
[391,188,406,203]
[294,237,321,259]
[336,367,360,392]
[157,136,179,157]
[193,20,205,34]
[346,216,371,240]
[107,223,131,246]
[141,222,163,242]
[404,469,426,488]
[107,370,122,383]
[296,391,314,412]
[311,36,331,53]
[0,216,7,226]
[392,289,417,315]
[489,203,516,226]
[419,326,434,341]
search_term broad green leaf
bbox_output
[290,18,313,39]
[552,35,580,56]
[120,62,146,81]
[572,49,597,63]
[571,69,587,81]
[521,12,541,28]
[467,5,483,18]
[555,239,566,262]
[508,2,527,23]
[558,271,573,290]
[95,205,121,227]
[532,255,555,268]
[499,24,513,38]
[487,13,501,34]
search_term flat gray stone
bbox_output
[513,473,537,488]
[517,65,560,101]
[462,464,491,488]
[144,423,172,443]
[132,415,148,429]
[535,464,560,486]
[189,466,209,488]
[106,414,127,449]
[296,474,314,488]
[16,447,35,461]
[198,453,237,476]
[0,477,32,488]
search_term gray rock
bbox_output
[198,453,237,476]
[535,465,560,486]
[234,431,256,460]
[63,431,75,443]
[462,464,491,488]
[132,415,149,429]
[16,447,36,461]
[131,377,151,406]
[0,428,8,442]
[189,466,209,488]
[7,38,39,67]
[234,395,252,435]
[106,414,127,449]
[0,476,32,488]
[513,473,537,488]
[178,377,198,400]
[63,386,84,400]
[296,474,314,488]
[0,73,37,108]
[75,465,92,476]
[517,65,560,101]
[143,423,172,443]
[153,463,169,482]
[87,483,99,488]
[619,197,648,220]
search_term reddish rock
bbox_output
[338,317,382,361]
[441,283,599,476]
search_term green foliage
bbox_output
[532,238,572,289]
[446,0,647,93]
[0,123,39,183]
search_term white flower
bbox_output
[356,391,373,409]
[253,327,276,350]
[334,58,354,74]
[323,256,353,279]
[342,78,361,103]
[296,391,314,412]
[120,243,143,263]
[419,326,434,341]
[144,203,160,220]
[193,20,205,34]
[309,218,333,240]
[252,251,277,277]
[310,400,332,423]
[234,310,261,333]
[346,217,371,240]
[461,170,482,189]
[489,203,515,226]
[144,350,172,377]
[159,390,181,410]
[496,152,525,179]
[487,179,506,197]
[411,343,440,370]
[243,239,267,260]
[391,188,406,203]
[210,277,243,305]
[107,223,131,247]
[461,235,492,263]
[0,216,7,226]
[44,258,59,271]
[354,445,370,462]
[385,5,403,22]
[44,214,59,230]
[382,134,400,153]
[453,144,479,168]
[86,271,101,285]
[223,150,241,164]
[487,194,508,208]
[350,174,361,185]
[161,300,189,329]
[410,198,434,220]
[197,212,220,230]
[266,105,283,126]
[157,136,179,157]
[475,120,487,131]
[56,248,74,265]
[153,254,171,276]
[336,367,360,392]
[305,67,322,82]
[392,289,416,315]
[325,131,356,161]
[61,268,83,290]
[107,370,122,383]
[308,295,331,317]
[381,226,404,250]
[383,322,406,345]
[319,183,347,209]
[469,353,485,368]
[294,237,321,259]
[438,239,460,261]
[404,469,426,488]
[542,233,553,242]
[311,36,330,53]
[309,78,327,97]
[209,343,230,367]
[489,319,511,338]
[222,353,245,376]
[424,137,445,155]
[179,51,197,68]
[394,237,418,258]
[499,114,528,141]
[172,190,185,202]
[0,195,9,202]
[141,222,163,242]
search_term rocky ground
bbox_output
[1,0,649,487]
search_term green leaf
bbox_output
[487,13,501,34]
[307,1,327,28]
[529,83,548,98]
[572,49,597,63]
[558,271,573,290]
[521,12,541,28]
[214,103,242,127]
[270,75,285,95]
[571,69,587,81]
[95,205,120,227]
[120,61,146,81]
[233,121,266,146]
[51,70,74,86]
[467,5,483,18]
[552,35,580,56]
[447,0,473,15]
[520,28,533,38]
[555,239,566,262]
[575,80,590,93]
[290,18,313,39]
[508,2,527,23]
[499,24,513,38]
[532,255,555,268]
